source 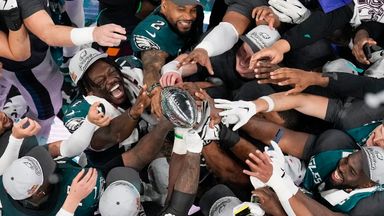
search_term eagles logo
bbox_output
[65,117,85,133]
[133,35,160,50]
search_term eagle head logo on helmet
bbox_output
[161,86,198,128]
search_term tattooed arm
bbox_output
[141,49,169,117]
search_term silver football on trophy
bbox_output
[161,86,198,128]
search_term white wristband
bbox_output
[70,27,95,46]
[259,96,275,112]
[173,128,188,155]
[161,60,182,76]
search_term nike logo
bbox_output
[66,110,75,116]
[145,30,156,38]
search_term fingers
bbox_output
[204,58,214,75]
[72,169,85,183]
[82,168,94,183]
[213,98,232,104]
[215,104,236,111]
[232,120,244,131]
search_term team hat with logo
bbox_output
[69,48,108,85]
[2,146,56,200]
[240,25,281,53]
[361,146,384,184]
[199,184,242,216]
[99,167,143,216]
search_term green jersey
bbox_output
[302,150,382,213]
[0,159,104,216]
[130,7,201,58]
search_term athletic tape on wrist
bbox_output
[70,26,95,46]
[173,129,188,155]
[161,60,182,76]
[186,131,203,153]
[259,96,275,112]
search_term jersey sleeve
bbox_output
[18,0,46,19]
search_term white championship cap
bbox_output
[99,167,143,216]
[3,156,44,200]
[69,48,108,85]
[240,25,281,53]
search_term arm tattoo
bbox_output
[141,50,169,86]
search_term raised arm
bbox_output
[244,149,345,216]
[0,118,40,175]
[90,88,150,151]
[215,92,328,131]
[23,10,126,47]
[141,49,169,117]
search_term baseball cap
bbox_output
[240,25,281,53]
[365,57,384,79]
[2,146,56,200]
[322,58,363,75]
[361,146,384,184]
[99,167,143,216]
[170,0,202,6]
[69,48,108,85]
[199,184,242,216]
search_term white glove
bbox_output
[268,0,311,24]
[194,101,220,145]
[264,140,285,168]
[214,99,257,131]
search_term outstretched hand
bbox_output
[243,150,273,183]
[258,67,316,95]
[178,48,214,75]
[215,99,257,131]
[132,84,152,119]
[93,24,127,47]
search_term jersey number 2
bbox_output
[151,21,165,30]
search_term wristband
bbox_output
[70,27,95,46]
[259,96,275,112]
[186,131,203,154]
[161,60,182,76]
[173,128,188,155]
